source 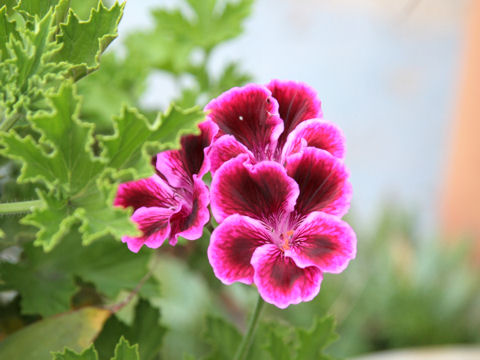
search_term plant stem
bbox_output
[233,295,265,360]
[206,221,214,234]
[0,199,43,215]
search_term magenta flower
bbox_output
[114,121,217,252]
[207,149,355,308]
[205,80,346,174]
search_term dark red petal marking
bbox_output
[205,84,283,159]
[156,120,218,188]
[122,206,177,252]
[286,148,352,217]
[288,212,356,273]
[171,175,210,244]
[267,80,322,148]
[156,150,191,189]
[114,175,176,210]
[211,155,299,223]
[179,120,218,177]
[251,244,323,309]
[208,215,271,285]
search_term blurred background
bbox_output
[121,0,469,236]
[95,0,480,358]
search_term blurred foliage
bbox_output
[272,206,480,357]
[53,337,140,360]
[0,306,111,359]
[77,0,253,131]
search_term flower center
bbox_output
[279,229,294,251]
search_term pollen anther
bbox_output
[280,230,294,251]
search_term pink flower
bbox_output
[205,80,346,174]
[207,150,355,308]
[114,121,217,252]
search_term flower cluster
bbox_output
[115,80,356,308]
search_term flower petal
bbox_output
[156,120,218,188]
[211,155,299,223]
[208,214,271,285]
[267,80,322,148]
[114,175,176,210]
[286,147,352,217]
[155,149,191,189]
[207,135,255,174]
[180,120,219,178]
[251,244,323,308]
[281,119,346,161]
[170,175,210,244]
[122,206,177,252]
[287,212,356,273]
[205,84,283,160]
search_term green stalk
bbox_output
[0,199,43,215]
[233,295,265,360]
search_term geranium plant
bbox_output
[0,1,355,359]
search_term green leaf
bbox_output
[0,232,156,316]
[0,6,18,60]
[1,83,140,249]
[53,345,99,360]
[52,337,141,360]
[15,0,60,18]
[1,82,105,193]
[123,22,193,75]
[73,235,159,300]
[0,0,18,12]
[20,185,138,251]
[0,239,77,316]
[260,323,293,360]
[154,105,205,150]
[99,105,205,179]
[53,1,124,79]
[111,337,140,360]
[8,8,56,91]
[77,52,148,131]
[0,307,110,360]
[152,0,253,52]
[95,299,167,360]
[187,0,254,50]
[19,190,78,250]
[202,315,241,360]
[0,7,66,132]
[98,107,160,178]
[0,241,77,316]
[0,0,122,132]
[33,82,105,193]
[294,316,339,360]
[71,182,139,246]
[124,0,253,76]
[69,0,103,21]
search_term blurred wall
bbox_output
[441,0,480,259]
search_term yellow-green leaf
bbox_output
[0,307,111,360]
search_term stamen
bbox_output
[280,229,294,251]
